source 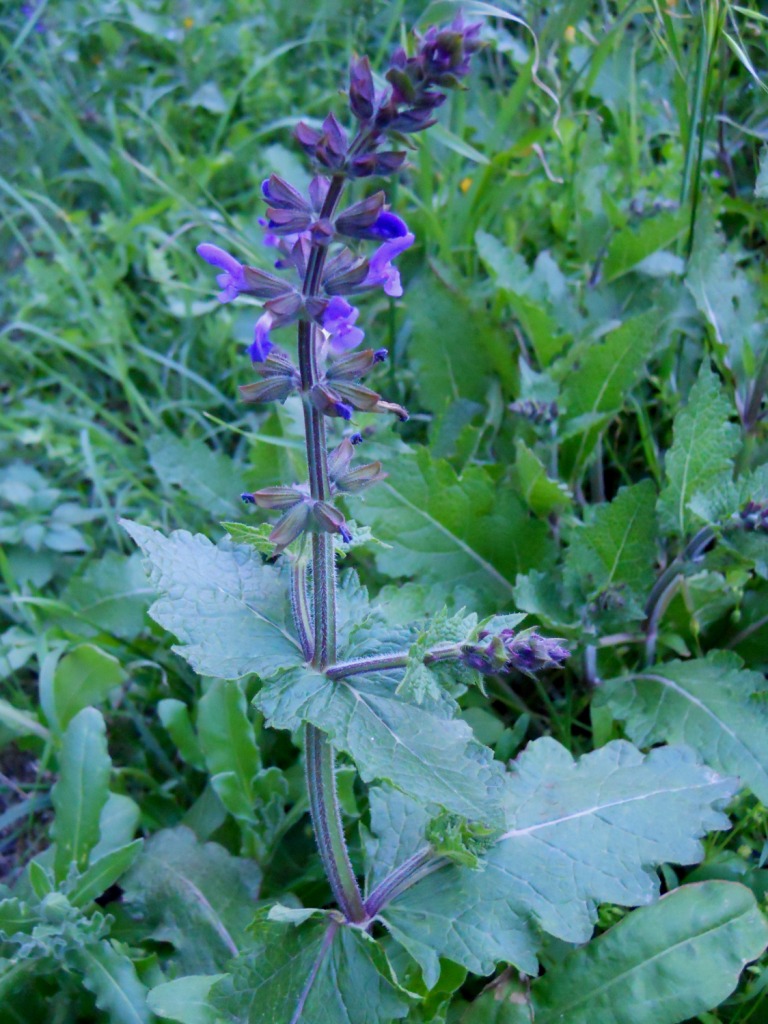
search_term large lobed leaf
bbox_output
[370,739,736,986]
[210,917,410,1024]
[256,667,505,825]
[598,650,768,804]
[121,521,302,680]
[461,881,768,1024]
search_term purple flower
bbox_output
[248,313,275,363]
[363,233,415,297]
[322,297,365,354]
[197,243,248,303]
[369,211,409,239]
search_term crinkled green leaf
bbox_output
[60,551,154,640]
[121,826,262,973]
[598,650,768,803]
[52,707,111,883]
[686,213,763,391]
[657,363,740,535]
[364,786,431,894]
[375,739,735,986]
[476,231,573,365]
[352,448,552,610]
[399,607,478,703]
[466,881,768,1024]
[210,918,410,1024]
[565,481,658,616]
[256,668,505,824]
[121,521,302,680]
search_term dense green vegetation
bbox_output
[2,1,768,1021]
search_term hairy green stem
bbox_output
[326,644,462,681]
[296,171,366,923]
[364,848,445,920]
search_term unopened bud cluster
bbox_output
[461,629,570,676]
[737,500,768,533]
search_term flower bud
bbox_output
[327,438,356,481]
[261,174,311,211]
[335,192,385,236]
[349,55,375,121]
[246,487,305,511]
[264,206,313,235]
[269,502,312,552]
[327,348,384,381]
[312,501,352,543]
[334,461,387,493]
[240,265,296,298]
[239,377,297,404]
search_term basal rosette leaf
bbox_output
[210,917,410,1024]
[370,739,736,986]
[121,521,303,680]
[462,881,768,1024]
[256,667,505,825]
[121,827,262,974]
[597,650,768,804]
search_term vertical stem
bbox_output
[295,171,366,923]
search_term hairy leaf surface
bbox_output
[211,918,410,1024]
[121,521,302,679]
[565,480,657,616]
[256,668,505,824]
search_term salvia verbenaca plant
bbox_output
[103,14,768,1024]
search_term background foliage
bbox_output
[2,0,768,1021]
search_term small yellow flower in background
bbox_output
[564,25,576,43]
[459,177,473,194]
[183,16,195,29]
